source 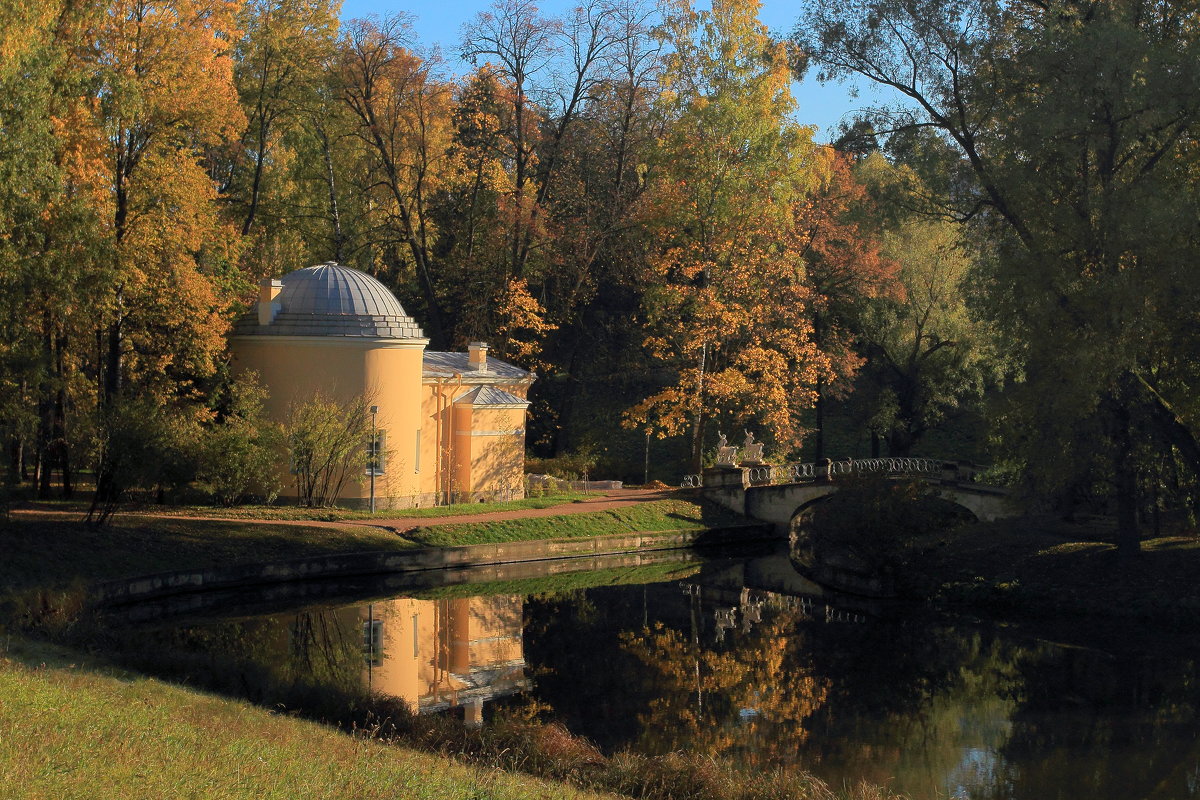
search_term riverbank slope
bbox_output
[902,517,1200,624]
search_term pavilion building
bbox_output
[230,262,533,508]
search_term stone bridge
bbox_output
[688,457,1018,534]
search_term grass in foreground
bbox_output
[0,639,616,800]
[0,637,900,800]
[409,499,753,547]
[903,518,1200,623]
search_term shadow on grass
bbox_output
[905,517,1200,625]
[0,512,409,594]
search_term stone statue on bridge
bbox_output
[715,431,739,466]
[741,430,765,465]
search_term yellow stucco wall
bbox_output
[231,336,424,504]
[364,346,425,500]
[233,333,530,506]
[453,405,527,501]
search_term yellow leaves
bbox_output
[619,610,829,764]
[0,0,65,78]
[94,0,246,146]
[495,277,557,366]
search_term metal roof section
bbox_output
[423,351,530,380]
[453,386,530,407]
[233,263,426,340]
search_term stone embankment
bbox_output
[93,523,772,606]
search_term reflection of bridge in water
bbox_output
[686,457,1018,532]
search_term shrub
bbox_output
[197,373,282,506]
[285,392,371,507]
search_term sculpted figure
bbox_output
[741,430,765,464]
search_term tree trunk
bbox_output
[54,332,71,499]
[814,378,825,461]
[1113,400,1140,558]
[315,123,344,261]
[690,411,708,474]
[6,434,21,485]
[104,313,122,403]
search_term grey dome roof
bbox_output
[234,262,426,340]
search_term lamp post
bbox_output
[369,405,379,513]
[644,429,650,486]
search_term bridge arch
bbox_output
[700,459,1017,533]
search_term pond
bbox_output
[95,547,1200,800]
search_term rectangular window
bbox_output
[362,619,384,667]
[366,430,387,476]
[412,613,419,658]
[415,429,421,473]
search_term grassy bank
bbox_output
[0,639,616,800]
[903,517,1200,624]
[1,498,742,596]
[0,513,412,594]
[15,491,590,523]
[0,637,898,800]
[410,498,749,547]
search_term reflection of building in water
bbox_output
[357,595,528,725]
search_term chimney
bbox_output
[258,278,282,326]
[468,341,488,371]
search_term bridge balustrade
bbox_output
[680,457,953,489]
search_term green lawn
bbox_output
[0,639,618,800]
[0,513,413,594]
[18,491,591,522]
[408,499,752,547]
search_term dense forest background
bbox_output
[3,0,1200,550]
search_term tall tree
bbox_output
[67,0,246,403]
[338,15,454,346]
[628,0,829,469]
[230,0,339,241]
[799,0,1200,553]
[789,150,899,459]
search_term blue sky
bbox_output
[337,0,891,142]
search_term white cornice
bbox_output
[231,335,429,349]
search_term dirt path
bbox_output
[11,488,680,535]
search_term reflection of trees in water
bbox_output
[619,612,828,766]
[514,589,651,749]
[284,611,362,694]
[108,610,365,712]
[995,648,1200,800]
[796,622,1026,795]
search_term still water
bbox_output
[97,549,1200,800]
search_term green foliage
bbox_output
[284,392,370,507]
[84,399,205,526]
[853,214,1005,455]
[800,0,1200,550]
[524,451,599,482]
[198,372,283,506]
